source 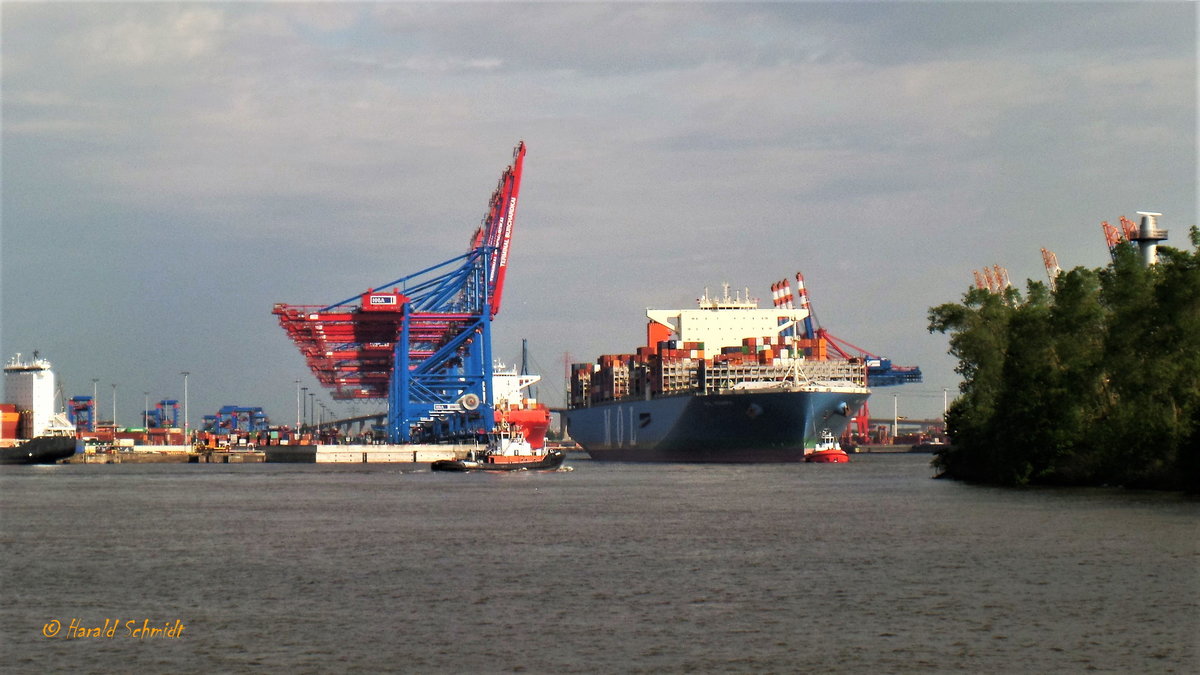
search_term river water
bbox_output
[1,453,1196,673]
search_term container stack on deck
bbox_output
[572,335,865,408]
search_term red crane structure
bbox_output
[972,265,1011,294]
[1041,248,1062,290]
[1102,216,1141,260]
[772,272,922,443]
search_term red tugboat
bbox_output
[804,430,850,463]
[490,361,551,450]
[431,424,565,472]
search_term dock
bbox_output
[265,444,469,463]
[65,445,267,464]
[60,443,471,464]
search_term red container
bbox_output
[1,412,18,439]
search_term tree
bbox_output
[928,228,1200,491]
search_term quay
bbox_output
[854,443,942,454]
[266,444,469,463]
[65,445,266,464]
[59,443,471,464]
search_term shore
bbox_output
[58,443,472,464]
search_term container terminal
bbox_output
[2,137,1170,465]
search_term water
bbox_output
[2,454,1196,673]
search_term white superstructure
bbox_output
[4,353,57,438]
[490,362,541,407]
[646,283,812,353]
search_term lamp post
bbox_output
[943,388,949,418]
[301,387,308,427]
[92,379,99,431]
[111,384,117,429]
[309,392,315,427]
[144,391,149,428]
[295,380,301,429]
[892,394,898,438]
[180,371,190,442]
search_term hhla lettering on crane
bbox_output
[497,196,517,269]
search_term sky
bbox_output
[2,2,1196,429]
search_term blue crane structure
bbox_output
[145,399,180,428]
[68,396,95,432]
[202,405,270,435]
[273,142,526,444]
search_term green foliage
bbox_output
[928,230,1200,492]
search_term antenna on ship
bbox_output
[520,338,537,402]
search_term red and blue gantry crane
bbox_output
[273,142,526,443]
[773,271,922,441]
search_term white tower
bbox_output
[4,353,57,438]
[1131,211,1168,266]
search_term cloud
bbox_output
[2,2,1194,422]
[75,6,225,66]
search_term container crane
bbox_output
[145,399,180,428]
[68,396,95,432]
[1102,216,1141,261]
[772,271,923,442]
[273,142,526,443]
[202,405,269,434]
[1041,248,1062,290]
[969,265,1011,294]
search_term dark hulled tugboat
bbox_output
[432,424,565,472]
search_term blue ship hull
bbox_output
[564,389,869,462]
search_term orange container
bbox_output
[1,412,18,439]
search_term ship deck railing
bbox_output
[702,359,867,395]
[573,358,867,407]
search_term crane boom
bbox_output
[1041,248,1061,290]
[473,141,526,319]
[1102,220,1125,259]
[1118,215,1139,240]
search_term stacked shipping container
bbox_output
[571,335,863,408]
[0,403,19,440]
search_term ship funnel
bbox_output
[1132,211,1167,266]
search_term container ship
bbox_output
[1,353,78,465]
[564,285,870,462]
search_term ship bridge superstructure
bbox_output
[648,283,815,354]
